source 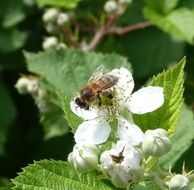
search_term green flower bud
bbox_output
[142,128,171,157]
[168,174,189,190]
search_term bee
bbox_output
[75,66,118,110]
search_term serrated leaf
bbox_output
[58,93,82,132]
[145,0,179,14]
[133,57,185,136]
[37,0,81,9]
[13,160,116,190]
[24,48,132,97]
[132,181,160,190]
[160,104,194,170]
[144,7,194,44]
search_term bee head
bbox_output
[75,97,89,110]
[80,88,93,100]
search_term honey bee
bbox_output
[75,66,118,110]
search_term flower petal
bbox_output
[117,117,144,146]
[109,68,134,106]
[127,86,164,114]
[70,100,98,120]
[74,119,111,145]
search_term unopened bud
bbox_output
[45,23,57,34]
[168,174,189,190]
[142,129,171,157]
[42,36,58,50]
[68,144,98,172]
[15,77,31,94]
[118,0,132,5]
[104,0,118,14]
[42,8,59,23]
[27,80,39,94]
[57,13,69,26]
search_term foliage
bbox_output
[12,160,116,190]
[0,0,194,189]
[133,58,185,136]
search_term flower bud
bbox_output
[142,129,171,157]
[68,144,98,172]
[104,0,118,14]
[57,13,69,26]
[168,174,189,190]
[27,80,39,94]
[42,8,59,23]
[100,140,143,188]
[118,0,132,5]
[45,23,57,34]
[42,36,59,50]
[15,77,31,94]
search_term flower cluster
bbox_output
[42,8,69,50]
[15,76,52,113]
[68,67,172,188]
[104,0,132,15]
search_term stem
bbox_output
[107,21,153,35]
[82,26,106,52]
[82,21,153,52]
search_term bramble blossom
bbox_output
[70,67,164,145]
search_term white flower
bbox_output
[104,0,118,14]
[42,8,59,23]
[117,117,144,146]
[57,13,69,26]
[168,174,189,190]
[71,67,163,146]
[100,140,143,188]
[68,144,98,172]
[142,128,171,157]
[42,36,59,50]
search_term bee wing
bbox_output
[88,65,103,83]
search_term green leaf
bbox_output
[132,181,160,190]
[160,104,194,170]
[0,82,16,155]
[144,7,194,44]
[133,57,185,136]
[145,0,179,14]
[58,93,82,132]
[41,109,69,139]
[0,28,27,53]
[37,0,81,9]
[24,48,132,96]
[100,28,185,78]
[13,160,116,190]
[0,0,25,28]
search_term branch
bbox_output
[82,21,153,52]
[82,26,106,52]
[107,21,153,35]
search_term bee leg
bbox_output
[101,91,113,99]
[97,92,102,106]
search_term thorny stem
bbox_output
[82,21,153,52]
